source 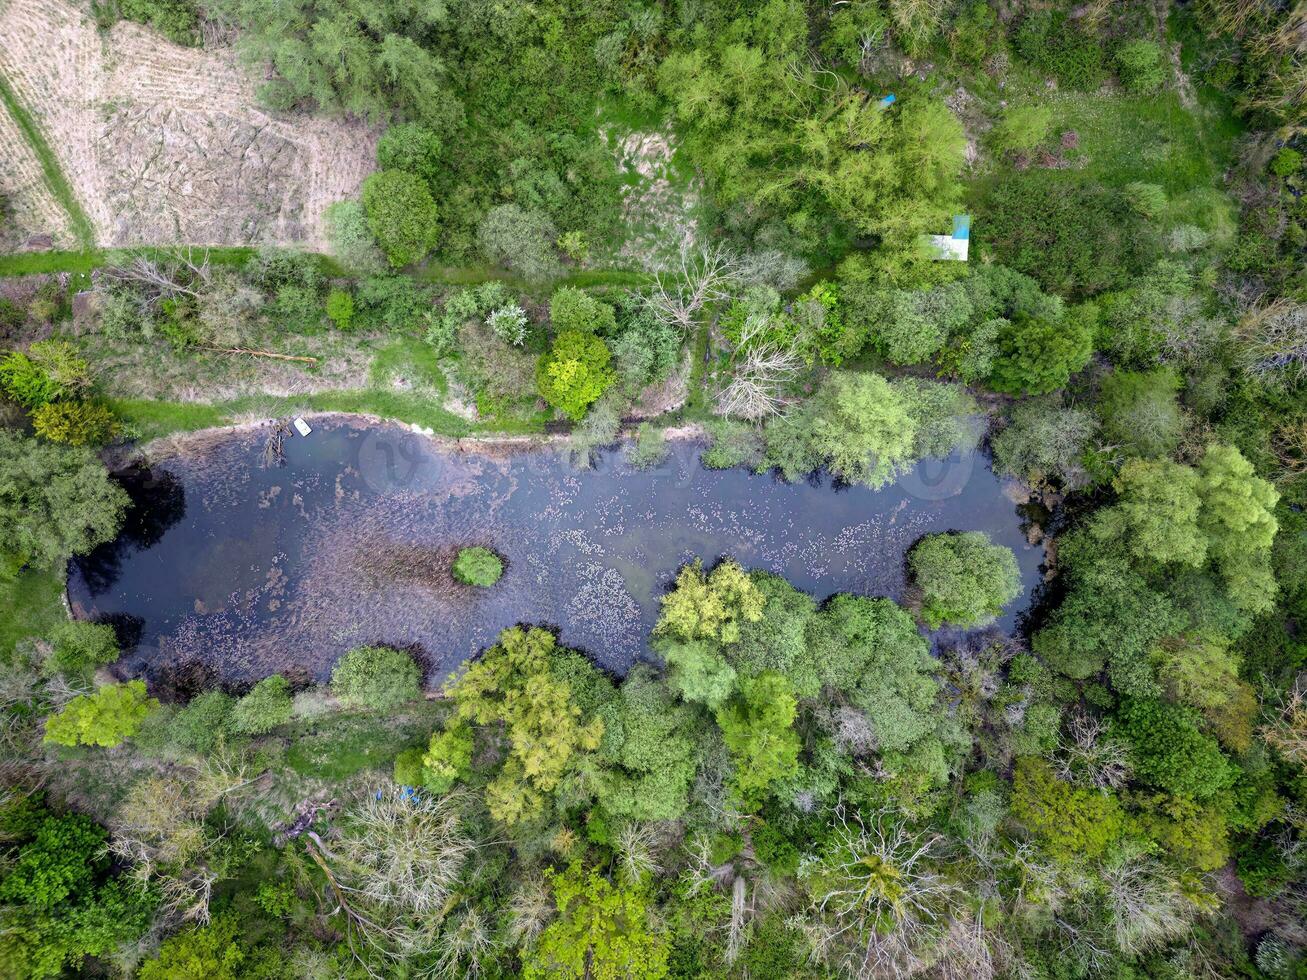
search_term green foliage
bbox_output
[1115,697,1235,801]
[550,287,617,335]
[1015,11,1105,90]
[525,862,668,980]
[447,627,604,824]
[376,122,443,182]
[0,808,105,909]
[537,330,616,420]
[478,204,559,282]
[0,340,92,408]
[988,312,1094,395]
[655,558,765,646]
[909,531,1022,629]
[42,680,157,748]
[715,671,800,801]
[1115,39,1166,95]
[361,170,440,268]
[137,913,250,980]
[1198,444,1279,612]
[30,401,118,447]
[229,674,293,735]
[323,199,385,273]
[1270,147,1303,178]
[1011,758,1125,860]
[330,645,421,711]
[449,545,502,587]
[991,396,1096,487]
[45,621,118,679]
[1099,459,1207,567]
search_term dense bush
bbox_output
[0,341,92,409]
[376,123,443,182]
[31,402,118,447]
[45,621,118,679]
[169,690,234,753]
[229,675,293,735]
[43,681,157,748]
[909,531,1022,629]
[537,330,616,419]
[1014,11,1105,90]
[1115,39,1167,94]
[331,646,421,711]
[988,312,1095,395]
[478,204,559,282]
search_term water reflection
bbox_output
[68,418,1045,687]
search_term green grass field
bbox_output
[0,568,66,661]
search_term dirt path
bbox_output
[1156,0,1198,110]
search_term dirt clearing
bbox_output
[0,0,377,249]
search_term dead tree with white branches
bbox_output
[100,248,213,311]
[649,242,743,332]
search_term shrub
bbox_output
[1123,181,1168,218]
[229,675,293,735]
[324,200,385,273]
[485,304,528,346]
[1098,368,1184,459]
[324,290,355,330]
[452,546,503,587]
[117,0,198,45]
[31,402,118,447]
[169,690,234,753]
[46,621,118,678]
[0,341,93,409]
[550,287,617,335]
[627,423,669,469]
[43,681,157,748]
[1015,11,1105,90]
[331,646,421,711]
[1113,698,1233,800]
[909,531,1022,628]
[1270,147,1303,178]
[990,104,1053,154]
[361,170,440,268]
[1115,39,1166,94]
[420,720,474,792]
[537,330,616,419]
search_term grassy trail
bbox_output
[0,71,96,249]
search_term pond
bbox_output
[68,416,1046,692]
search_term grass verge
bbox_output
[0,72,96,248]
[0,567,66,660]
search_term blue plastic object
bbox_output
[878,93,897,108]
[952,214,971,240]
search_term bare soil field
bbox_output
[0,0,378,249]
[0,97,72,248]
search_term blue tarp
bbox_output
[952,214,971,240]
[878,93,896,108]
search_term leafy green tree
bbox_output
[595,667,700,822]
[1113,698,1234,800]
[43,681,157,748]
[1198,444,1279,612]
[228,674,293,735]
[908,531,1021,629]
[991,396,1096,487]
[525,863,668,980]
[1011,758,1126,861]
[1098,368,1184,459]
[136,913,251,980]
[654,558,765,645]
[168,690,234,754]
[0,340,92,408]
[716,672,800,801]
[361,170,440,267]
[656,638,737,709]
[447,627,605,824]
[988,312,1094,395]
[728,572,820,697]
[420,720,474,793]
[45,621,117,679]
[537,330,616,420]
[324,200,385,273]
[550,287,617,335]
[376,122,443,182]
[30,402,118,447]
[478,204,559,282]
[452,546,503,586]
[330,646,421,711]
[1096,459,1207,567]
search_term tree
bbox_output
[228,674,292,735]
[909,531,1022,629]
[452,546,503,586]
[1098,369,1184,459]
[478,204,559,282]
[376,122,443,182]
[549,287,617,335]
[1198,444,1279,612]
[361,170,440,268]
[169,690,234,754]
[43,681,157,748]
[1095,459,1207,568]
[988,313,1094,395]
[525,863,668,980]
[330,646,421,711]
[765,371,918,487]
[537,330,616,420]
[715,672,800,800]
[1010,758,1125,861]
[656,638,737,709]
[30,402,118,447]
[991,397,1096,488]
[45,621,118,679]
[446,627,605,825]
[136,914,248,980]
[420,720,474,793]
[1113,698,1233,801]
[655,558,765,645]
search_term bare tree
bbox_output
[100,248,213,310]
[649,242,742,331]
[1237,299,1307,384]
[1052,711,1132,790]
[716,316,801,420]
[1100,857,1198,956]
[1262,674,1307,769]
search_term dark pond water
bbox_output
[69,417,1045,690]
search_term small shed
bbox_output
[925,214,970,261]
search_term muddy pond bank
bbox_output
[69,416,1046,691]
